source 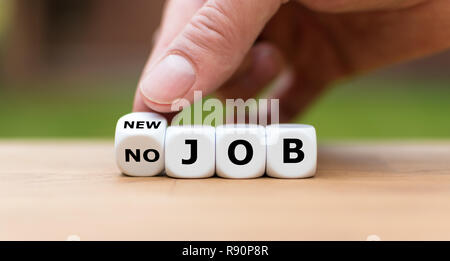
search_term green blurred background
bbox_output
[1,0,449,140]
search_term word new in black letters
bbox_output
[124,121,161,129]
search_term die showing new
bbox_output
[114,112,317,178]
[115,112,167,176]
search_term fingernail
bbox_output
[140,54,196,104]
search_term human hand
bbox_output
[133,0,450,122]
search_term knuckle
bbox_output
[182,2,238,55]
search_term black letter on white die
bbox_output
[283,138,305,163]
[143,149,160,162]
[228,140,253,165]
[125,149,140,162]
[125,149,159,162]
[182,140,198,165]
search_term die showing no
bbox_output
[115,112,317,179]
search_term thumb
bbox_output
[139,0,286,112]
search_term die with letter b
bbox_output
[266,124,317,178]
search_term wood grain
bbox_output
[0,140,449,240]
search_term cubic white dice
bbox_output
[114,112,318,179]
[115,112,167,176]
[215,125,266,179]
[266,124,317,178]
[165,126,215,178]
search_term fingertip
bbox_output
[133,90,152,112]
[138,88,178,113]
[133,90,179,123]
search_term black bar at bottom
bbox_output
[0,241,447,260]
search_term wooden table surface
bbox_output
[0,140,450,241]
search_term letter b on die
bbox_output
[266,124,317,178]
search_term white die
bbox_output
[165,125,215,178]
[114,112,167,176]
[266,124,317,178]
[216,125,266,179]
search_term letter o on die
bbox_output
[215,125,266,179]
